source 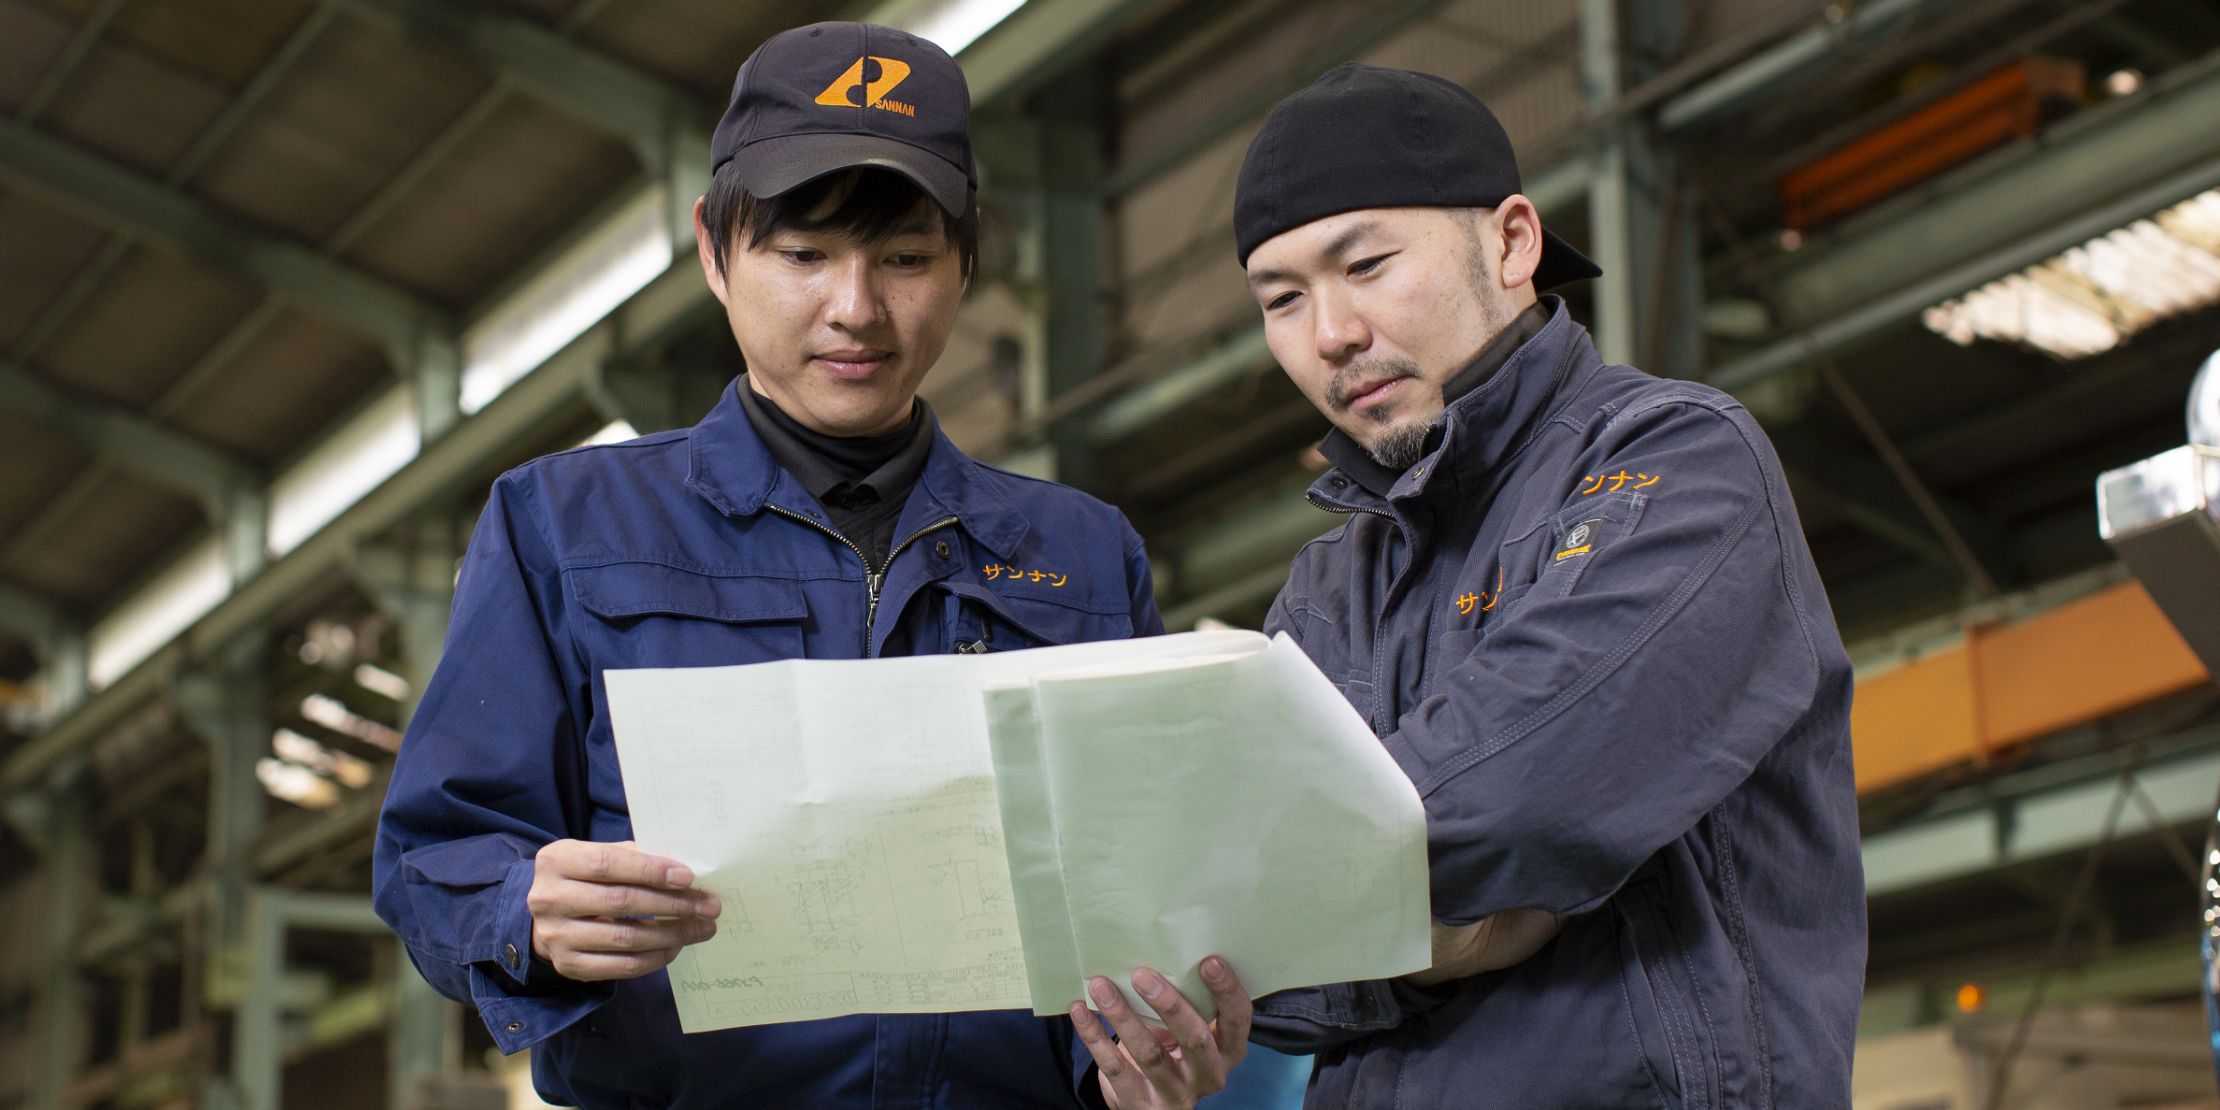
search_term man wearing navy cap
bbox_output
[1237,65,1864,1107]
[373,23,1249,1109]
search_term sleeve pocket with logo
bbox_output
[1534,491,1647,601]
[570,563,809,667]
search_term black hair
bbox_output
[701,163,979,282]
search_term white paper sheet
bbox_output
[988,634,1432,1021]
[603,630,1428,1032]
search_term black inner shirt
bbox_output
[737,378,933,571]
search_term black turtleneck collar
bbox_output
[737,378,930,507]
[736,378,934,568]
[1320,298,1553,496]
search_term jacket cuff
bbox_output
[474,857,540,987]
[467,856,613,1053]
[1247,980,1414,1055]
[473,971,610,1054]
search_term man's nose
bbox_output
[1313,288,1371,362]
[824,255,886,331]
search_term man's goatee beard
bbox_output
[1369,424,1429,469]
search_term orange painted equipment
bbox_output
[1851,581,2211,795]
[1781,57,2085,231]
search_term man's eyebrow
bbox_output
[1247,266,1292,290]
[1247,220,1385,289]
[1321,219,1381,262]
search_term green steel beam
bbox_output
[321,0,708,166]
[0,120,452,360]
[1102,0,1448,198]
[1863,728,2220,898]
[0,358,257,511]
[951,0,1164,108]
[15,0,127,125]
[31,780,90,1110]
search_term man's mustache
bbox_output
[1327,356,1423,410]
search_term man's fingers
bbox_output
[537,838,694,888]
[1201,956,1253,1060]
[549,946,682,982]
[558,915,714,954]
[1089,977,1174,1074]
[1132,967,1217,1075]
[1069,1002,1140,1108]
[527,876,718,923]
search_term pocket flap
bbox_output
[572,564,809,624]
[942,581,1132,646]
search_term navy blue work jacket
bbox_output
[372,382,1162,1109]
[1251,302,1866,1108]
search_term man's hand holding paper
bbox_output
[601,630,1429,1033]
[526,839,723,982]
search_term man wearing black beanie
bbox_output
[1237,63,1864,1108]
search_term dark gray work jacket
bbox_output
[1253,303,1865,1108]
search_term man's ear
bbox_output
[1492,196,1543,292]
[693,195,730,306]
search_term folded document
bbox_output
[603,630,1429,1032]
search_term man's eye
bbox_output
[889,253,929,267]
[1266,291,1300,311]
[779,249,823,263]
[1350,254,1390,276]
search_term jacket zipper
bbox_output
[1304,490,1395,521]
[763,505,958,656]
[1306,488,1409,734]
[871,516,960,640]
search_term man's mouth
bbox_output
[1342,376,1406,412]
[814,349,893,378]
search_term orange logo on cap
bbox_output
[815,56,917,118]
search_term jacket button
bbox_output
[504,943,521,970]
[505,1021,523,1033]
[934,541,951,559]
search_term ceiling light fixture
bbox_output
[1922,188,2220,360]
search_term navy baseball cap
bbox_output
[712,22,976,216]
[1234,63,1601,289]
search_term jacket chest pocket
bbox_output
[940,582,1131,653]
[571,564,809,668]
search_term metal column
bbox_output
[1580,0,1674,368]
[179,641,269,1000]
[30,769,91,1110]
[979,69,1111,487]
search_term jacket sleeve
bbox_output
[1392,398,1824,923]
[371,474,612,1053]
[1124,525,1168,637]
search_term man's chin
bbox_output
[1364,422,1431,469]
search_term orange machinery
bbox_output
[1852,580,2212,795]
[1781,57,2086,232]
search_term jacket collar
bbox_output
[1310,296,1597,512]
[686,380,1032,560]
